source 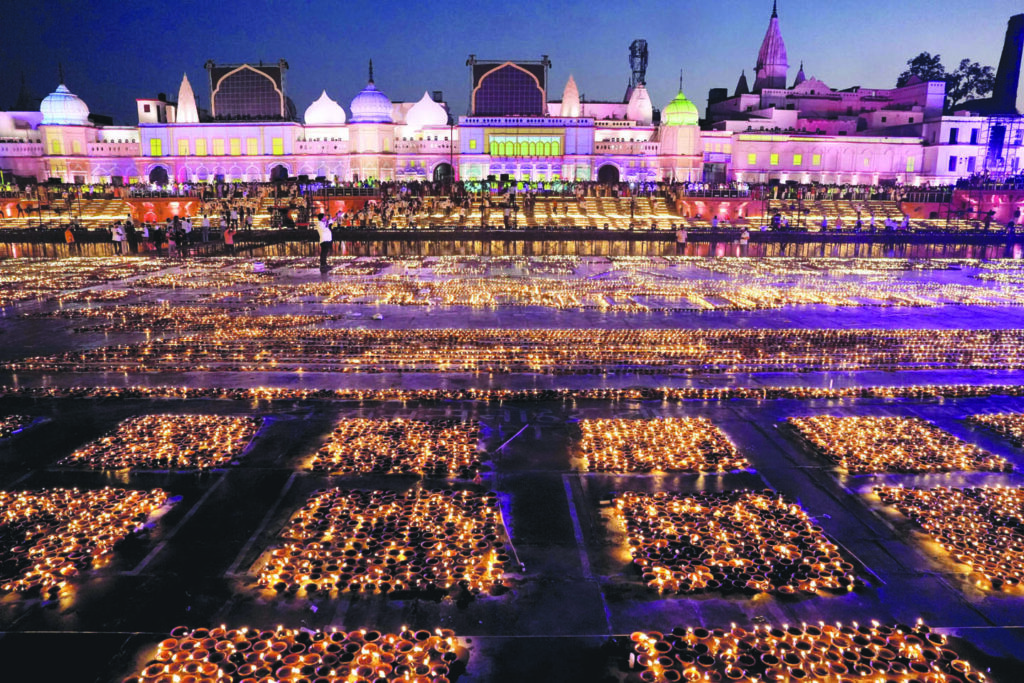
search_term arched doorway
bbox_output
[149,166,169,186]
[433,163,454,183]
[597,164,620,184]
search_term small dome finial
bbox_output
[58,62,65,85]
[679,69,684,92]
[368,59,374,84]
[772,1,778,18]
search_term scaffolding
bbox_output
[981,115,1024,178]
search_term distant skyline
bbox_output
[2,0,1022,124]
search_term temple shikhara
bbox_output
[1,4,1023,188]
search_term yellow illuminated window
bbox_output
[229,139,241,156]
[906,157,916,173]
[863,157,870,167]
[196,139,207,156]
[793,154,802,166]
[812,154,821,166]
[150,138,162,156]
[747,153,757,165]
[212,139,224,156]
[271,138,283,155]
[469,139,477,150]
[724,143,732,153]
[72,140,82,155]
[247,138,258,155]
[770,153,779,166]
[48,138,63,155]
[178,139,189,156]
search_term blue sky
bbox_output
[2,0,1021,123]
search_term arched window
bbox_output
[473,63,544,116]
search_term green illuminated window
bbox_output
[747,153,756,165]
[906,157,915,173]
[178,139,189,156]
[212,139,224,156]
[770,153,779,166]
[271,138,283,155]
[812,154,821,166]
[246,138,258,155]
[196,139,207,156]
[229,138,241,156]
[150,138,162,156]
[793,154,802,166]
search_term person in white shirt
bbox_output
[316,215,332,270]
[201,215,211,242]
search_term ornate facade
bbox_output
[1,4,1022,188]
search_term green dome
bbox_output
[662,90,699,126]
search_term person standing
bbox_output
[316,214,332,270]
[223,225,236,255]
[740,228,750,257]
[675,225,688,255]
[65,225,77,255]
[201,214,211,242]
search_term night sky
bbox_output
[2,0,1021,124]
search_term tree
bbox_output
[897,52,946,87]
[896,52,995,111]
[945,59,996,110]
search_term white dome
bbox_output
[625,84,653,126]
[304,90,347,125]
[349,80,393,124]
[405,91,447,130]
[40,83,90,126]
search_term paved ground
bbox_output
[1,256,1024,681]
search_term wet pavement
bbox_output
[1,256,1024,681]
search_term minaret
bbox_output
[176,73,200,123]
[792,61,807,88]
[560,74,580,117]
[735,70,750,96]
[753,1,789,92]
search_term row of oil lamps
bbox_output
[876,486,1024,592]
[614,490,859,595]
[0,487,167,596]
[578,417,749,473]
[59,414,261,471]
[968,413,1024,447]
[13,327,1024,375]
[123,625,468,683]
[789,416,1013,474]
[0,414,32,439]
[257,488,508,597]
[311,418,481,478]
[629,620,986,683]
[3,383,1024,403]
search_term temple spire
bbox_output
[736,70,750,96]
[176,73,200,123]
[772,0,778,18]
[753,0,789,92]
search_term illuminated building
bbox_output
[0,4,1021,187]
